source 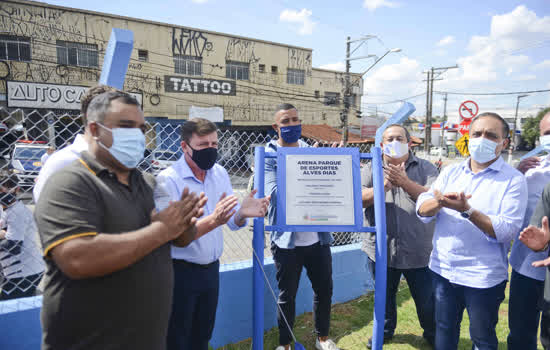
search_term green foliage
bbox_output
[523,107,550,147]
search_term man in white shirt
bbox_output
[508,111,550,349]
[33,85,116,202]
[40,147,55,166]
[0,174,44,300]
[154,118,270,350]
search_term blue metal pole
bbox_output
[252,146,266,350]
[371,146,387,350]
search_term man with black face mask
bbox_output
[155,117,270,350]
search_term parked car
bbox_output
[151,150,180,174]
[10,141,50,192]
[429,146,448,157]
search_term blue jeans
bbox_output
[432,271,506,350]
[167,260,220,350]
[507,269,546,350]
[366,258,435,342]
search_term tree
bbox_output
[523,107,550,147]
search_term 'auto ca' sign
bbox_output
[164,76,236,96]
[7,81,143,110]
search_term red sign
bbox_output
[459,100,479,120]
[458,120,471,135]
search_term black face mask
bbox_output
[190,146,218,170]
[0,192,16,207]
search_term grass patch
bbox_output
[222,279,544,349]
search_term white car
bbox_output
[430,147,448,157]
[151,150,179,174]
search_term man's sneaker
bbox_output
[315,338,340,350]
[366,335,393,349]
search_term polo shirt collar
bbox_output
[174,155,202,181]
[79,151,139,181]
[462,155,505,174]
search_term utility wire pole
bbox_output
[423,65,458,153]
[441,92,448,148]
[342,36,351,144]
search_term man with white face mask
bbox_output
[508,110,550,350]
[34,91,207,350]
[417,112,528,350]
[361,124,438,348]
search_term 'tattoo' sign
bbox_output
[459,120,471,136]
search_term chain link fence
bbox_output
[0,107,371,300]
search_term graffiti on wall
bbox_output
[172,28,213,58]
[0,4,83,42]
[288,48,312,76]
[225,38,260,64]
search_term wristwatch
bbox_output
[460,207,475,219]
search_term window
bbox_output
[259,64,265,73]
[138,50,148,62]
[174,55,202,76]
[226,61,249,80]
[324,92,340,106]
[314,90,320,98]
[271,65,278,74]
[0,35,31,61]
[56,41,98,68]
[287,69,305,85]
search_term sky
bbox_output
[37,0,550,123]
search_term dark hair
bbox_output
[81,85,118,116]
[1,174,18,189]
[275,103,296,113]
[383,123,411,142]
[470,112,510,139]
[180,118,218,143]
[86,91,141,124]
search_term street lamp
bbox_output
[342,47,401,143]
[508,94,529,163]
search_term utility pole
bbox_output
[342,36,351,144]
[423,65,458,153]
[508,94,529,163]
[441,92,448,148]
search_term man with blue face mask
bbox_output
[34,91,207,350]
[508,110,550,350]
[265,104,340,350]
[416,112,528,350]
[361,124,437,348]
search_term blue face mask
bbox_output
[540,135,550,152]
[279,124,302,144]
[97,124,146,169]
[468,137,500,164]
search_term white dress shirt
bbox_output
[0,201,45,279]
[33,134,88,202]
[154,156,247,265]
[416,157,527,288]
[509,155,550,281]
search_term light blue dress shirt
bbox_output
[264,139,334,249]
[416,157,527,288]
[154,156,247,264]
[509,155,550,281]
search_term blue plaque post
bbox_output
[99,28,134,90]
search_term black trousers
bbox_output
[167,260,220,350]
[271,242,333,346]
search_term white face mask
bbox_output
[96,123,146,169]
[468,137,501,164]
[383,140,409,158]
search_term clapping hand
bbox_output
[237,189,270,220]
[519,217,550,265]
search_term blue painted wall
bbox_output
[0,245,373,349]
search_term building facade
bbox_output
[0,0,362,133]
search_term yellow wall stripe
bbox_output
[44,232,98,257]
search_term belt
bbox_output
[174,259,219,269]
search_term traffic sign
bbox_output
[459,100,479,121]
[458,119,471,135]
[455,133,470,156]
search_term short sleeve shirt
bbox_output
[34,151,173,350]
[362,152,438,269]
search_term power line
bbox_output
[434,89,550,96]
